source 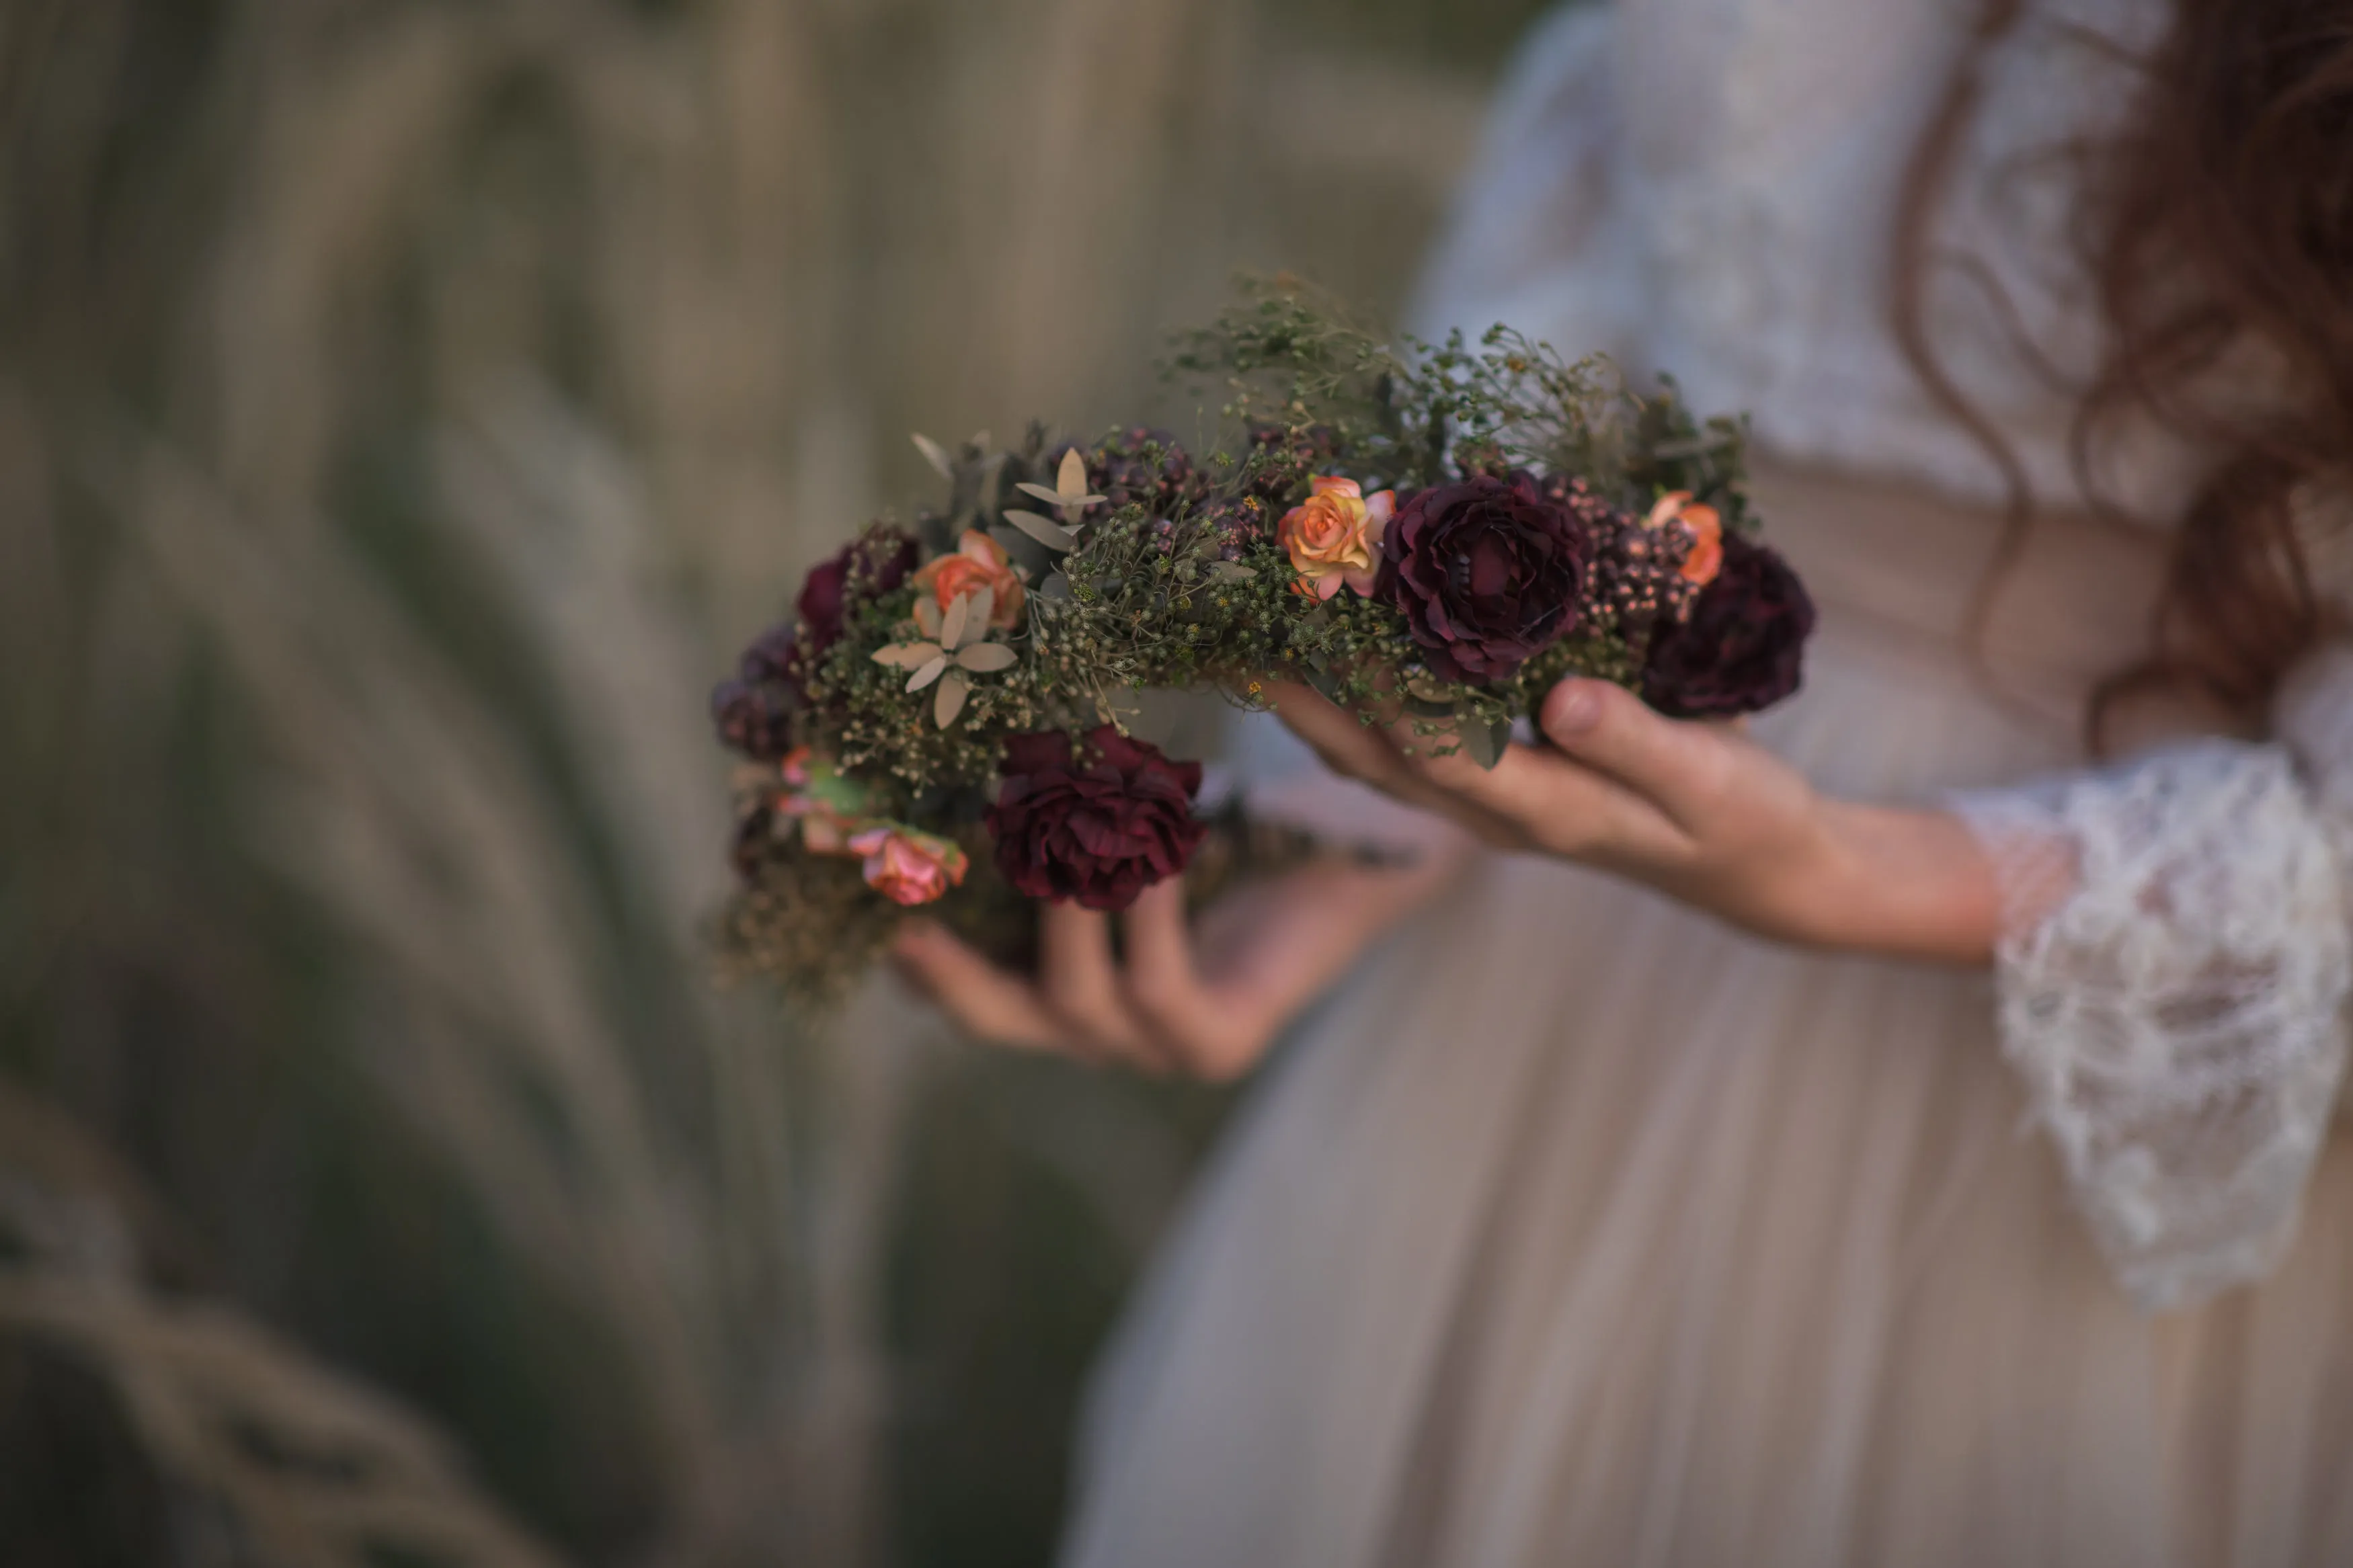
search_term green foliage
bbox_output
[1168,280,1755,522]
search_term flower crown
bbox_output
[711,289,1815,1001]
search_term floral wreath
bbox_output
[710,288,1816,1001]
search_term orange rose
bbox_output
[914,530,1025,630]
[1644,491,1724,585]
[845,824,969,907]
[1278,476,1394,601]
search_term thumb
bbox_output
[1537,677,1722,828]
[1539,677,1610,744]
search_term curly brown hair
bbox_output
[1895,0,2353,741]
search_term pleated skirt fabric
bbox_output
[1060,468,2353,1568]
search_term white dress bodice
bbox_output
[1416,0,2194,518]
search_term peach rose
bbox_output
[914,530,1025,630]
[845,824,969,907]
[1644,491,1724,586]
[1278,476,1394,601]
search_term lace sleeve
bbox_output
[1950,661,2353,1311]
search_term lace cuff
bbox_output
[1952,738,2353,1312]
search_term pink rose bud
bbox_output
[846,825,970,907]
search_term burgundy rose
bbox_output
[790,527,920,677]
[737,621,800,687]
[710,677,797,761]
[1377,472,1596,684]
[986,726,1208,912]
[711,528,918,760]
[1640,533,1816,718]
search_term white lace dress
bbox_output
[1060,3,2353,1563]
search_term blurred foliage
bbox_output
[0,0,1551,1564]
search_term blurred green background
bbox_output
[0,1,1555,1563]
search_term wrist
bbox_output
[1804,800,2002,964]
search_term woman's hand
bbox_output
[891,845,1460,1080]
[1269,675,2004,963]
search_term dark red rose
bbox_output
[791,527,919,675]
[986,726,1207,912]
[710,677,797,761]
[737,622,798,686]
[711,528,917,761]
[1640,533,1816,718]
[1376,472,1597,684]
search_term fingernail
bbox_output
[1548,682,1602,735]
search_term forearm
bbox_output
[1791,800,2005,964]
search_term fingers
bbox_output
[1120,879,1261,1080]
[893,908,1171,1070]
[1263,681,1413,792]
[1265,680,1527,847]
[1535,678,1740,833]
[1406,737,1690,866]
[899,854,1443,1083]
[896,891,1251,1077]
[1271,672,1737,870]
[1036,901,1168,1069]
[889,921,1069,1049]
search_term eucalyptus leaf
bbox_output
[933,670,969,728]
[872,642,943,669]
[911,431,955,479]
[939,592,969,651]
[957,585,994,646]
[955,641,1016,673]
[914,597,943,638]
[1055,447,1088,498]
[1013,480,1105,511]
[1402,696,1455,720]
[906,655,949,693]
[1039,571,1072,601]
[1002,509,1079,550]
[1207,561,1257,582]
[1459,716,1513,771]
